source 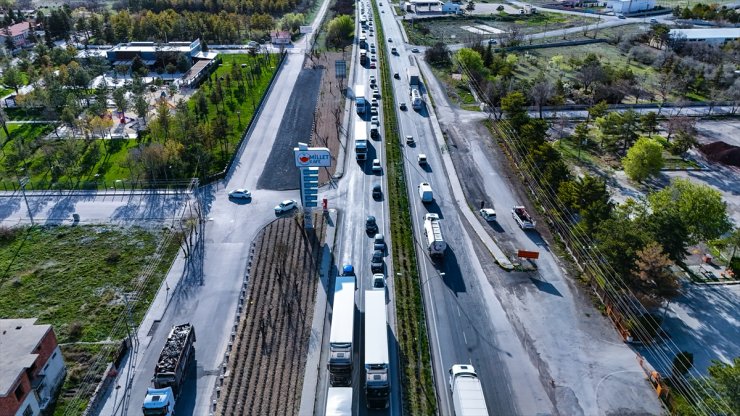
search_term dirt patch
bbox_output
[700,141,740,168]
[306,51,351,183]
[215,214,326,415]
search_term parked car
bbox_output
[372,159,382,172]
[371,116,380,126]
[366,215,378,234]
[274,199,297,214]
[411,48,420,53]
[479,208,497,221]
[371,250,384,273]
[617,13,626,19]
[370,61,376,69]
[650,18,658,23]
[372,273,386,289]
[228,189,251,199]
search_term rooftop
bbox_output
[2,21,31,37]
[0,318,50,396]
[670,28,740,40]
[109,40,200,54]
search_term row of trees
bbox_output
[672,3,739,23]
[127,0,308,15]
[498,91,733,309]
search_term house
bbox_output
[270,31,291,45]
[0,21,33,48]
[106,39,210,69]
[442,1,463,14]
[607,0,655,14]
[670,28,740,46]
[0,319,66,416]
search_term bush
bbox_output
[0,225,20,242]
[68,321,84,340]
[629,45,656,66]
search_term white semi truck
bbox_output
[449,364,489,416]
[355,84,367,114]
[355,119,368,161]
[325,387,352,415]
[424,213,447,258]
[328,269,356,386]
[364,290,390,409]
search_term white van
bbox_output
[418,182,433,203]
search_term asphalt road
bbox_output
[378,4,556,416]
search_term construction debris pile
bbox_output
[156,324,192,373]
[700,141,740,168]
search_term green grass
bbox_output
[5,107,47,121]
[0,87,12,97]
[662,157,700,170]
[374,1,437,413]
[0,225,181,415]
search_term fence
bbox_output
[0,178,195,194]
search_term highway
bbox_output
[375,3,556,415]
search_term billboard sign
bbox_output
[300,26,313,34]
[294,147,331,167]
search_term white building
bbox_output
[607,0,655,14]
[442,1,463,14]
[669,28,740,46]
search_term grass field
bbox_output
[0,224,181,415]
[403,12,598,45]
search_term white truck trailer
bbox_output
[325,387,353,415]
[411,88,423,111]
[355,84,367,114]
[449,364,489,416]
[424,213,447,258]
[407,66,420,88]
[355,119,369,161]
[364,290,390,409]
[328,274,356,386]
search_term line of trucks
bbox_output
[142,323,196,415]
[326,265,391,414]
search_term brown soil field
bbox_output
[215,213,326,415]
[307,51,350,183]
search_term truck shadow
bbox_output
[438,248,466,295]
[175,357,198,415]
[422,200,444,219]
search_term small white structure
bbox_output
[442,1,463,14]
[607,0,655,14]
[669,28,740,46]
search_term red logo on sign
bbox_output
[299,156,310,163]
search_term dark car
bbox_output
[371,250,384,273]
[372,184,382,200]
[366,216,378,234]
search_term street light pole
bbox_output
[19,177,33,225]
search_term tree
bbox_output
[701,358,740,414]
[572,122,590,158]
[632,241,678,307]
[2,66,23,94]
[670,129,698,156]
[112,87,128,119]
[642,211,690,263]
[326,15,354,48]
[648,178,732,243]
[623,137,664,182]
[640,112,658,137]
[587,100,608,124]
[671,351,694,379]
[483,77,510,120]
[0,105,9,138]
[501,91,529,131]
[425,42,452,68]
[456,48,485,76]
[596,214,652,279]
[134,95,149,126]
[529,77,554,119]
[558,174,613,235]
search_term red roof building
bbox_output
[0,21,33,48]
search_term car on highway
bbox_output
[479,208,497,221]
[617,13,626,18]
[369,75,376,86]
[371,250,384,273]
[228,189,251,199]
[372,273,386,289]
[373,88,380,99]
[374,233,385,251]
[371,116,379,125]
[650,18,657,23]
[274,199,297,214]
[399,102,407,110]
[418,154,427,165]
[387,37,392,42]
[370,61,376,69]
[411,48,420,53]
[391,47,397,54]
[372,159,382,173]
[394,72,400,79]
[370,106,378,115]
[366,216,378,234]
[372,184,382,200]
[406,135,414,145]
[371,98,378,107]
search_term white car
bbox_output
[479,208,497,221]
[371,116,379,125]
[372,159,382,172]
[274,199,297,214]
[228,189,251,199]
[372,273,386,289]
